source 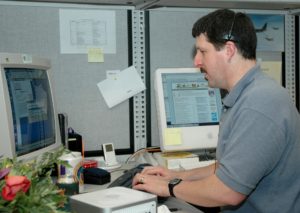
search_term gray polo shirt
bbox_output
[216,64,300,212]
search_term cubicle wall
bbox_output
[0,2,297,153]
[0,2,133,153]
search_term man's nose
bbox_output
[194,54,202,68]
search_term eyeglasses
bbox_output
[222,13,237,42]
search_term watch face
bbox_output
[170,178,181,185]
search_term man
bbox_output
[133,9,300,212]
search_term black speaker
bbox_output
[58,113,68,146]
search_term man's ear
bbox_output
[224,41,236,61]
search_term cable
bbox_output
[125,146,160,164]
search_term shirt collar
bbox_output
[222,64,260,109]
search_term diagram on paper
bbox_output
[59,9,116,54]
[70,19,107,46]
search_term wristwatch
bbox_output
[168,178,182,197]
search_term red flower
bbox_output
[1,176,31,201]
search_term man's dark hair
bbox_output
[192,9,257,60]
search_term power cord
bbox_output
[125,146,160,164]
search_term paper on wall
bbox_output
[97,66,146,108]
[260,60,282,85]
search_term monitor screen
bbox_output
[5,68,56,157]
[0,53,61,161]
[155,68,222,152]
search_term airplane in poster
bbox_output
[255,23,267,32]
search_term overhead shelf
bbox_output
[7,0,300,10]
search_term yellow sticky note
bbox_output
[88,48,104,63]
[164,128,182,146]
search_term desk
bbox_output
[82,163,203,213]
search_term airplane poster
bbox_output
[248,14,284,52]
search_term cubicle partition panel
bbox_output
[0,2,298,154]
[0,2,136,154]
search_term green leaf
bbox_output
[0,146,71,213]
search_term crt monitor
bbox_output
[0,53,62,161]
[154,68,222,152]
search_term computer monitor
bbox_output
[0,53,62,161]
[154,68,222,152]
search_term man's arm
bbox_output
[141,162,217,181]
[134,162,246,207]
[178,162,217,181]
[174,174,246,207]
[133,171,246,207]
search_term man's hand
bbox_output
[132,172,171,197]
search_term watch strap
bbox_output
[168,178,182,197]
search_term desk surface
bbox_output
[82,163,203,213]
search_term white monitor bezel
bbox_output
[154,68,220,152]
[0,53,62,161]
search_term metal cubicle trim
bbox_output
[132,10,148,151]
[285,14,296,104]
[296,15,299,111]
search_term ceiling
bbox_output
[10,0,300,11]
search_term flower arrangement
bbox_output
[0,147,70,213]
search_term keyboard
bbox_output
[108,163,152,188]
[107,163,168,203]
